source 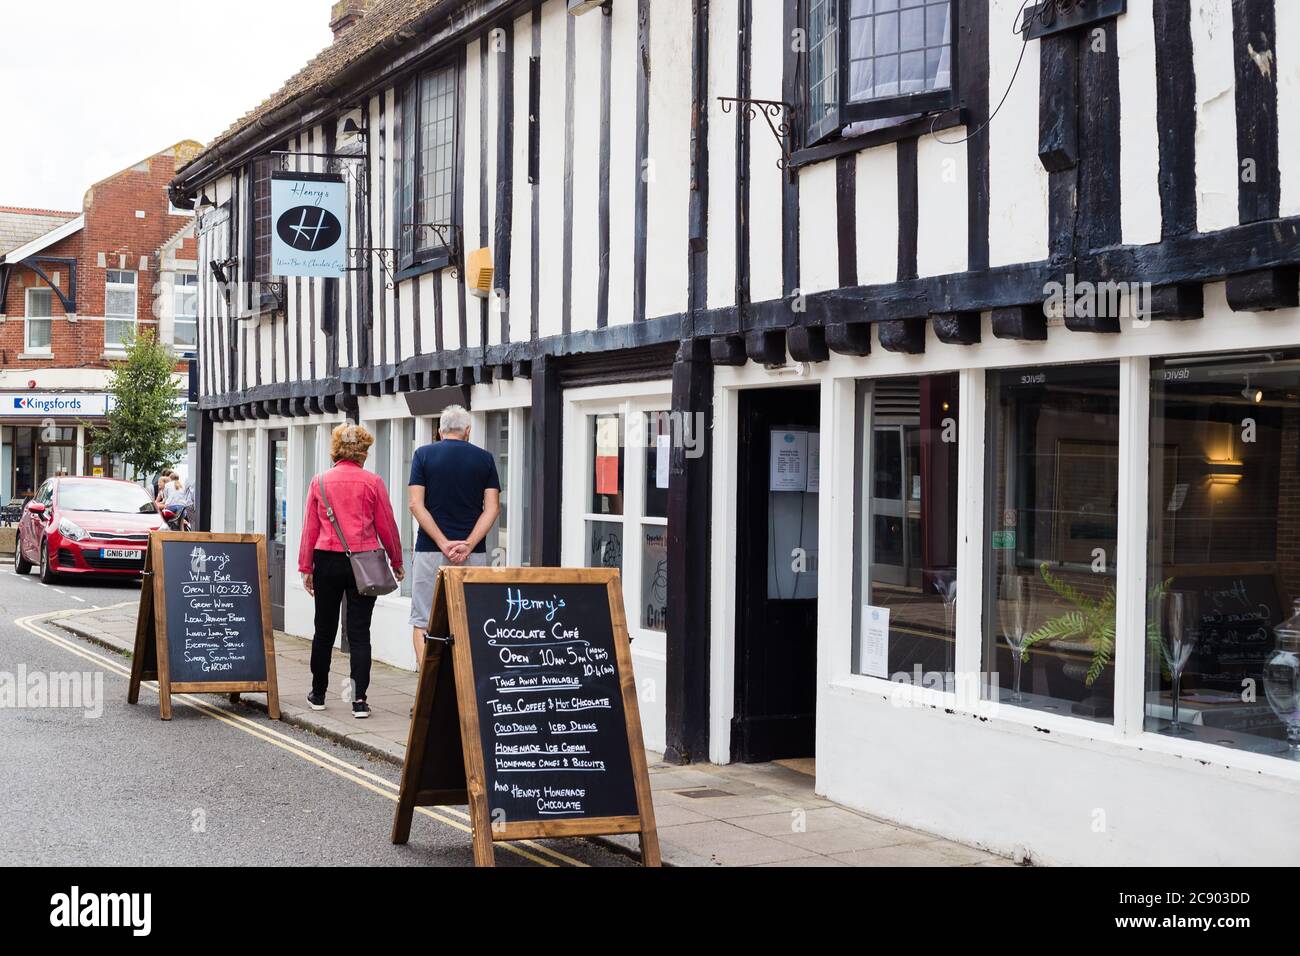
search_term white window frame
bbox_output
[24,286,53,355]
[562,384,673,661]
[172,273,198,354]
[104,269,138,351]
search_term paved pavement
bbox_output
[48,587,1013,867]
[0,572,626,867]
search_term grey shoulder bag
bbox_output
[317,473,399,597]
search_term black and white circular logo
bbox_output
[276,205,343,251]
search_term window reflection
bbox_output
[1148,353,1300,758]
[983,364,1120,722]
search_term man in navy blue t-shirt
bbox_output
[407,404,500,662]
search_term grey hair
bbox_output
[438,405,472,435]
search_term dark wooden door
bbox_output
[732,386,820,762]
[267,429,288,630]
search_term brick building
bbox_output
[0,141,200,501]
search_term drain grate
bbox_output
[676,788,734,799]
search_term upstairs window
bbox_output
[806,0,955,145]
[249,156,276,282]
[400,63,459,269]
[104,270,137,351]
[173,273,198,352]
[24,287,53,354]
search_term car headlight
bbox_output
[57,517,88,541]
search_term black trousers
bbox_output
[310,550,378,700]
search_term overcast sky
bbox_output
[1,0,334,211]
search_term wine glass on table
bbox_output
[998,574,1033,703]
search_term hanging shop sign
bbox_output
[270,171,348,278]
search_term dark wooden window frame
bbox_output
[397,59,461,278]
[805,0,959,148]
[244,154,282,312]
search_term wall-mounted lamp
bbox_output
[1241,383,1264,404]
[1207,459,1245,485]
[342,116,366,138]
[196,193,216,209]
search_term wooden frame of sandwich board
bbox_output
[127,531,280,721]
[391,565,661,867]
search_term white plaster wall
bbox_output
[536,0,568,338]
[706,0,739,310]
[644,0,692,320]
[463,40,484,343]
[1118,0,1162,245]
[747,0,785,305]
[855,144,899,284]
[569,10,603,333]
[606,0,638,326]
[798,160,839,294]
[1191,0,1240,233]
[916,128,969,278]
[509,10,534,343]
[1277,0,1300,217]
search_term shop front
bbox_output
[0,392,117,506]
[708,289,1300,865]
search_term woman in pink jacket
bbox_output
[299,423,405,719]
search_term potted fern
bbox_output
[1017,562,1170,716]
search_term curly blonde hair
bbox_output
[330,423,373,465]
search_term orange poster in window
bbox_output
[595,416,620,496]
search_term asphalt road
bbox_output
[0,567,630,867]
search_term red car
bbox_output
[14,476,166,582]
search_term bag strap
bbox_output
[316,473,352,556]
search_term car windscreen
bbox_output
[57,482,156,515]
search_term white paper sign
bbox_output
[769,429,808,492]
[656,433,671,489]
[806,432,821,494]
[859,604,890,678]
[270,172,348,278]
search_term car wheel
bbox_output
[38,540,57,584]
[14,534,32,575]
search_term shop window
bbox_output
[518,408,533,567]
[104,270,137,351]
[484,411,510,566]
[983,364,1121,722]
[249,156,275,283]
[25,287,52,353]
[1148,353,1300,760]
[852,375,958,681]
[399,419,416,596]
[641,412,671,632]
[224,433,240,533]
[590,413,624,517]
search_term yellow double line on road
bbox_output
[15,606,588,868]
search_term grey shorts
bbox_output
[408,550,488,628]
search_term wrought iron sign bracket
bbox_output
[718,97,795,179]
[347,247,397,290]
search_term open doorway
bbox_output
[732,386,820,763]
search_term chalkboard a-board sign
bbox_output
[127,532,280,721]
[391,566,660,867]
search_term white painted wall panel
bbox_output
[463,40,483,344]
[988,0,1048,266]
[706,0,738,311]
[1191,0,1239,233]
[855,144,899,285]
[606,0,638,326]
[1118,0,1162,245]
[747,0,785,304]
[536,0,567,338]
[485,33,503,346]
[570,11,603,333]
[1277,0,1300,216]
[509,11,535,344]
[441,271,461,352]
[644,0,692,319]
[916,129,968,278]
[798,160,839,294]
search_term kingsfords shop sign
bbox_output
[2,393,113,418]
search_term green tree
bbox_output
[89,331,186,480]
